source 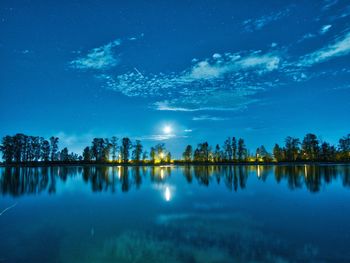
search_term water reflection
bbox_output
[1,165,350,197]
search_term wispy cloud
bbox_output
[135,133,187,141]
[242,7,292,32]
[299,31,350,66]
[70,34,144,71]
[103,50,280,111]
[320,24,332,34]
[192,115,229,121]
[186,52,280,80]
[70,39,121,70]
[321,0,338,11]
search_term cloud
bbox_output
[184,129,192,133]
[321,0,338,11]
[70,39,121,70]
[242,7,292,32]
[135,134,187,141]
[333,84,350,90]
[192,115,229,121]
[320,24,332,34]
[101,50,280,111]
[186,52,280,80]
[299,31,350,66]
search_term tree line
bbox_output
[0,133,349,164]
[181,134,350,163]
[0,133,171,164]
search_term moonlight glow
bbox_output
[163,125,172,134]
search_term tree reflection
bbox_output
[1,165,350,197]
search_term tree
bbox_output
[182,145,193,162]
[50,136,59,161]
[121,137,132,163]
[110,136,118,161]
[150,147,156,163]
[0,136,14,163]
[214,144,222,162]
[132,140,143,162]
[223,137,232,161]
[91,138,105,161]
[60,147,69,162]
[34,137,43,161]
[102,138,111,162]
[237,138,247,161]
[83,146,91,161]
[13,134,26,162]
[319,142,336,161]
[285,136,300,161]
[193,148,201,161]
[154,143,166,162]
[41,140,51,162]
[166,152,171,163]
[273,144,284,162]
[256,145,272,162]
[195,142,211,162]
[301,133,320,161]
[339,134,350,161]
[232,137,237,161]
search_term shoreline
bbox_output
[1,161,349,168]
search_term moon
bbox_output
[163,125,172,134]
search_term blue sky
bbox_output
[1,0,350,157]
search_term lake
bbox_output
[1,165,350,262]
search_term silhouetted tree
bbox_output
[214,144,222,162]
[285,136,300,161]
[301,133,320,161]
[150,147,156,163]
[232,137,237,161]
[91,138,105,161]
[83,146,91,161]
[154,143,166,162]
[166,152,171,163]
[182,145,193,162]
[132,140,143,162]
[50,136,59,161]
[339,134,350,161]
[223,137,232,161]
[273,144,284,162]
[120,137,132,163]
[60,147,69,162]
[41,140,50,162]
[0,136,14,163]
[320,142,336,161]
[110,136,118,161]
[237,138,247,161]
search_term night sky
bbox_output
[1,0,350,157]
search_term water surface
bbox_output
[1,165,350,262]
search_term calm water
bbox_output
[1,165,350,263]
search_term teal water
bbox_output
[1,165,350,262]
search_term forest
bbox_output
[0,133,349,165]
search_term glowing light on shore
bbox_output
[164,187,171,202]
[118,166,121,179]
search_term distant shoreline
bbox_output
[1,161,349,168]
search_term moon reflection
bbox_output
[164,186,171,202]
